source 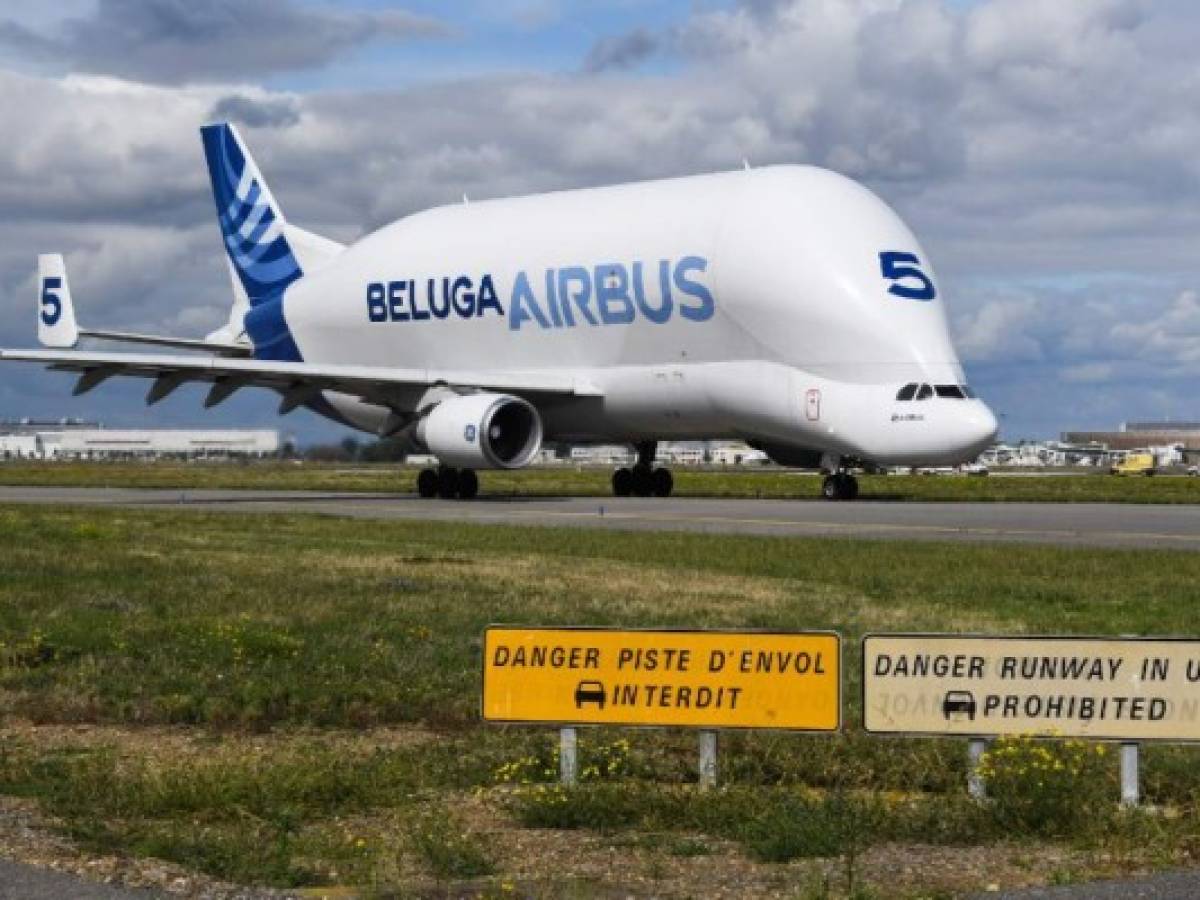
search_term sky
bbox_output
[0,0,1198,445]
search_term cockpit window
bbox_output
[935,385,965,399]
[916,384,933,400]
[896,383,918,401]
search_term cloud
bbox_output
[953,293,1043,363]
[0,0,446,84]
[1060,362,1115,384]
[1111,290,1200,371]
[583,28,660,72]
[209,94,301,130]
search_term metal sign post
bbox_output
[1120,742,1139,808]
[560,727,578,786]
[698,730,718,789]
[967,738,987,800]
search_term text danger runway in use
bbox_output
[482,627,840,730]
[863,635,1200,741]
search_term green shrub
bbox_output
[736,790,883,864]
[978,736,1115,837]
[407,805,495,880]
[506,783,646,831]
[493,736,637,787]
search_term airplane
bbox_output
[2,123,998,501]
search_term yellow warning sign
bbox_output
[482,627,840,731]
[864,634,1200,741]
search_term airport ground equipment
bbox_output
[3,124,997,500]
[1110,452,1156,476]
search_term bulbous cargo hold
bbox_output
[285,165,963,385]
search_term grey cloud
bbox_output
[0,0,445,84]
[583,28,660,72]
[209,95,301,130]
[1111,290,1200,372]
[952,292,1044,364]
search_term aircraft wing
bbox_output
[77,329,252,355]
[0,348,602,418]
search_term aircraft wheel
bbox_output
[652,467,674,498]
[821,475,840,501]
[457,468,479,500]
[416,468,438,498]
[631,464,654,497]
[612,467,633,497]
[822,473,857,501]
[845,474,859,500]
[436,467,459,500]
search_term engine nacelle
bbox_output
[416,393,542,469]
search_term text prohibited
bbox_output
[482,627,840,730]
[863,635,1200,741]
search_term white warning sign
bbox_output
[863,635,1200,741]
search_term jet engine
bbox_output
[416,393,542,469]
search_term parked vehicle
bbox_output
[1110,452,1155,476]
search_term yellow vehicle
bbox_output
[1110,452,1156,476]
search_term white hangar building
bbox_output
[52,429,280,459]
[0,421,279,460]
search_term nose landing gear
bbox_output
[611,441,674,498]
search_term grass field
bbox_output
[1,459,1199,504]
[1,504,1200,897]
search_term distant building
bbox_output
[0,422,280,460]
[1062,422,1200,465]
[709,441,770,466]
[0,435,40,459]
[981,441,1112,468]
[569,445,636,465]
[55,429,280,459]
[556,441,768,467]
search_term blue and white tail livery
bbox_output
[201,124,304,305]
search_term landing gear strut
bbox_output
[416,466,478,500]
[611,441,673,498]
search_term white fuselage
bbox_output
[276,165,997,466]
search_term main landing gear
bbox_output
[417,466,479,500]
[611,441,674,498]
[821,472,859,501]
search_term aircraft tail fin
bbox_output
[37,254,80,349]
[200,123,345,309]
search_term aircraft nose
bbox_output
[959,402,999,457]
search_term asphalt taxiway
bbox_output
[0,486,1196,549]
